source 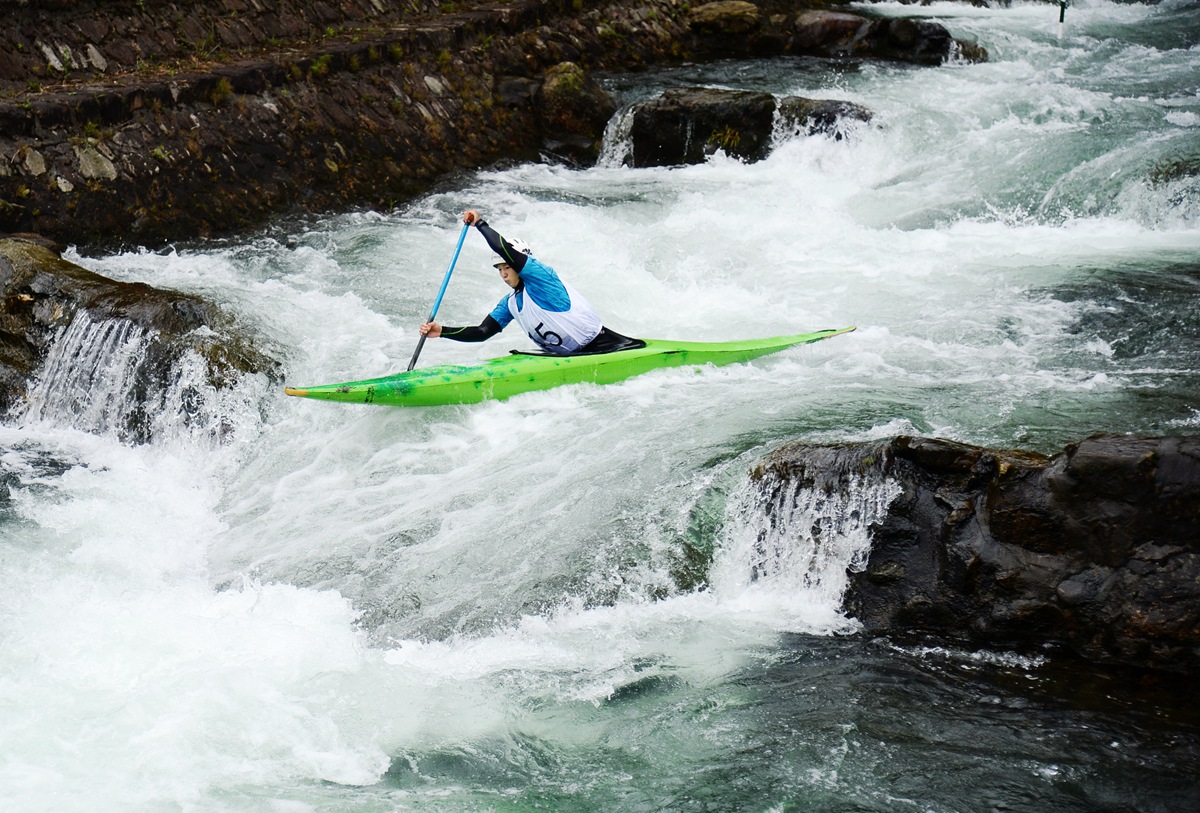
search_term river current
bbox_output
[2,1,1199,811]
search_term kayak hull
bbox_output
[284,326,855,407]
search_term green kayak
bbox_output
[284,326,856,407]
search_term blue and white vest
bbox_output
[489,257,602,354]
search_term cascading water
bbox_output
[18,311,153,437]
[2,2,1199,811]
[714,455,902,624]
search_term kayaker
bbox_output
[419,209,643,355]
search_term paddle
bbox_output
[407,220,471,371]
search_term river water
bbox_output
[3,1,1199,811]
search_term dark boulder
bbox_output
[0,235,280,443]
[752,434,1200,674]
[625,86,872,167]
[536,62,618,166]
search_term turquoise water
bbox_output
[2,2,1199,810]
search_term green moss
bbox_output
[210,77,234,106]
[308,54,333,79]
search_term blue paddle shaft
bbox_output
[407,221,471,371]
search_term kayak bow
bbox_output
[284,326,855,407]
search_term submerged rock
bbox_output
[625,86,872,167]
[0,235,280,442]
[752,434,1200,674]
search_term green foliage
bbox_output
[210,77,234,106]
[308,54,333,79]
[707,125,741,152]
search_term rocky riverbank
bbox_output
[0,0,985,249]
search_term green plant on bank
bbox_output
[151,145,173,162]
[189,24,221,60]
[436,49,452,70]
[210,77,234,106]
[309,54,333,79]
[83,120,101,138]
[597,24,627,43]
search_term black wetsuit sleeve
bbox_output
[440,315,503,343]
[474,219,528,272]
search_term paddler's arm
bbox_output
[463,209,528,272]
[420,316,503,343]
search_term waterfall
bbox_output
[715,451,901,611]
[18,311,154,439]
[16,310,265,446]
[597,105,636,167]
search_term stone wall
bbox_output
[0,0,701,247]
[0,0,982,248]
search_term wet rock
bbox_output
[791,10,987,65]
[0,235,280,441]
[625,86,872,167]
[755,434,1200,674]
[778,96,873,139]
[537,62,617,166]
[627,87,777,167]
[687,1,787,57]
[690,1,764,35]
